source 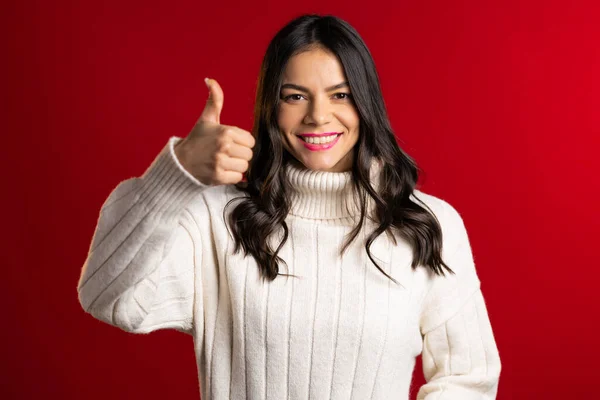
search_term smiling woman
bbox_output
[277,51,360,172]
[77,12,501,400]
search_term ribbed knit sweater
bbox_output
[77,136,501,399]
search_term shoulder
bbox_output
[182,184,247,225]
[410,188,445,219]
[409,188,468,256]
[410,188,460,224]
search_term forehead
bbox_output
[282,48,347,85]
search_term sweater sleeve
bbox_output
[417,200,501,398]
[77,136,209,335]
[417,289,501,399]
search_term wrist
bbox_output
[174,139,189,165]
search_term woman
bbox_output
[77,13,501,399]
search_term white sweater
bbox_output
[77,136,501,400]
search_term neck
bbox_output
[284,159,382,223]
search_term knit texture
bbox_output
[77,136,501,399]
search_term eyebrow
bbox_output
[280,81,349,92]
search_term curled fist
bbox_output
[174,78,255,186]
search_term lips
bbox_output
[296,132,343,144]
[296,132,343,138]
[296,132,343,151]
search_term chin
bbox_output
[297,153,347,172]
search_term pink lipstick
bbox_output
[296,132,343,151]
[297,132,341,137]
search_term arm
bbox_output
[76,136,208,335]
[417,288,501,399]
[417,201,501,399]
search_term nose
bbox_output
[303,95,332,126]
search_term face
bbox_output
[277,47,360,172]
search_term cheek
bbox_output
[338,108,360,130]
[276,108,284,131]
[337,105,360,129]
[276,112,294,152]
[277,107,297,132]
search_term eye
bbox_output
[283,94,305,102]
[281,93,353,102]
[333,93,353,100]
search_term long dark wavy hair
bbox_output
[224,13,454,284]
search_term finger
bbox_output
[230,127,256,148]
[198,78,224,125]
[226,143,254,161]
[216,170,244,185]
[220,156,249,174]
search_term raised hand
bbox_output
[174,78,255,186]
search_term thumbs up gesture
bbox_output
[174,78,256,186]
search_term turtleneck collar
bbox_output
[285,159,382,222]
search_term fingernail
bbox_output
[204,77,210,88]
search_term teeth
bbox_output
[302,134,339,144]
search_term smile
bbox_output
[296,132,343,151]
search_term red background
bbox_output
[4,0,599,398]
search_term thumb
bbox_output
[198,77,224,125]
